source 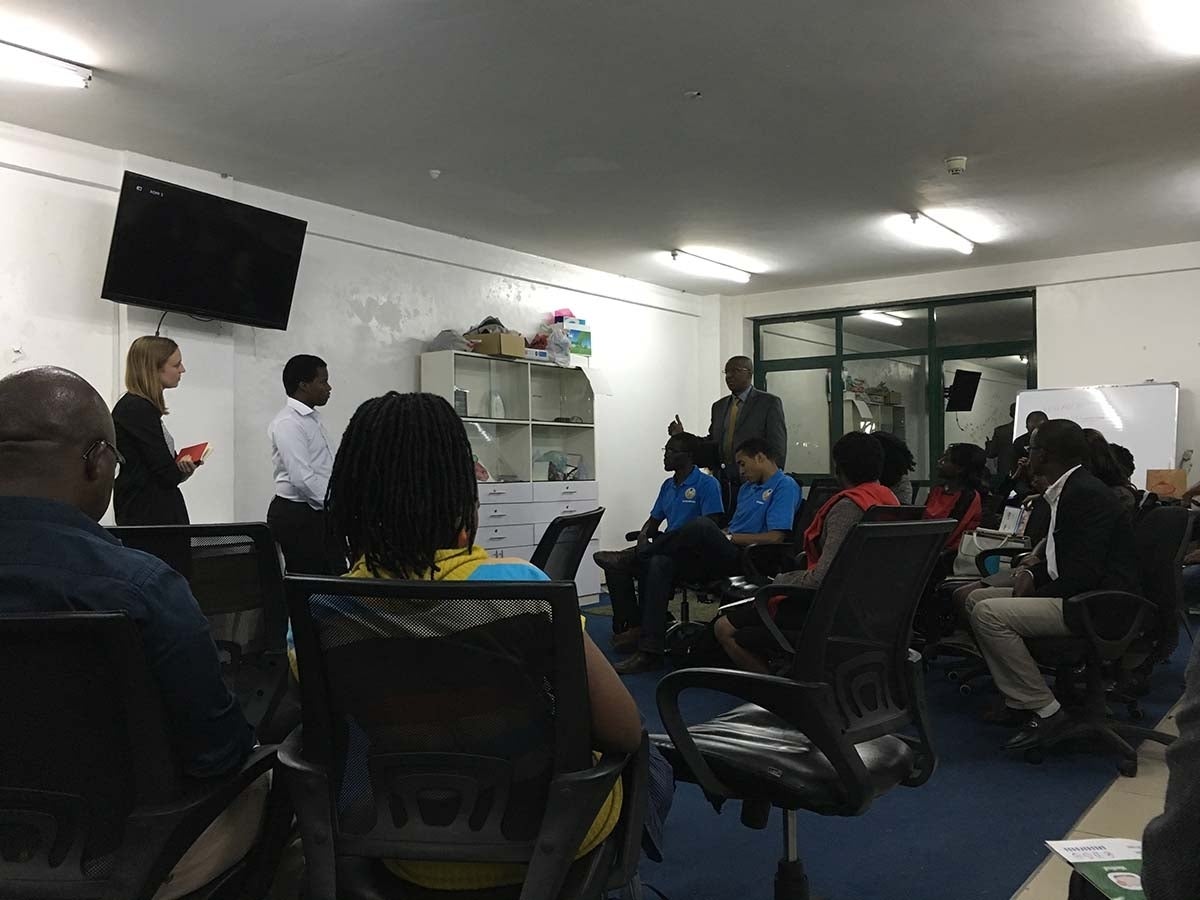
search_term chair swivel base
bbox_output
[1021,712,1175,777]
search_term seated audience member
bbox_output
[593,432,723,652]
[0,367,260,900]
[613,437,801,675]
[715,431,897,673]
[872,430,916,504]
[925,443,988,550]
[1082,428,1139,510]
[320,391,670,885]
[1108,442,1137,485]
[963,419,1139,750]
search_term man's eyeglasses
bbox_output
[83,439,125,472]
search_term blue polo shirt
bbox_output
[650,467,724,532]
[728,468,801,535]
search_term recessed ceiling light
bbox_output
[0,39,91,88]
[884,212,974,255]
[663,250,751,284]
[860,311,904,327]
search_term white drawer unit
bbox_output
[476,524,534,550]
[477,482,534,504]
[478,504,538,526]
[533,480,598,503]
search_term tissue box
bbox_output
[558,317,591,356]
[468,332,525,358]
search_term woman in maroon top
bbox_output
[924,442,989,550]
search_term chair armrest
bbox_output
[522,749,632,900]
[276,726,337,900]
[1065,590,1157,660]
[751,585,811,656]
[743,542,801,578]
[133,744,278,895]
[975,547,1030,577]
[624,531,640,542]
[656,668,874,814]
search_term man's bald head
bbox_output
[0,367,117,520]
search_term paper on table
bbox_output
[579,366,613,397]
[1046,839,1143,899]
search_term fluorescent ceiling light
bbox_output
[678,245,769,275]
[884,212,975,255]
[665,249,752,284]
[0,39,91,88]
[860,311,904,327]
[920,207,1003,244]
[1141,0,1200,55]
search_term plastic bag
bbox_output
[545,323,571,366]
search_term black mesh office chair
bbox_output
[0,611,281,900]
[281,576,647,900]
[1022,505,1193,775]
[530,508,605,581]
[653,518,955,900]
[107,523,294,742]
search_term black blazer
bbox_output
[1029,466,1139,632]
[706,387,788,470]
[112,393,189,526]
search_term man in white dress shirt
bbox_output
[267,355,345,574]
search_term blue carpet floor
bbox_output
[583,601,1192,900]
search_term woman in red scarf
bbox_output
[715,431,898,672]
[924,443,988,550]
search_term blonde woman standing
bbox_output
[112,336,197,525]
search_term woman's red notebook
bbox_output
[174,442,212,464]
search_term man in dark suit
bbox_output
[669,355,787,516]
[964,418,1139,751]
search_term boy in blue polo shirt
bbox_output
[594,432,723,650]
[614,437,801,674]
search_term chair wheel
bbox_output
[1024,748,1045,765]
[946,670,961,683]
[1127,705,1145,722]
[1118,759,1138,778]
[958,683,973,697]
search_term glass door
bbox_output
[765,368,833,475]
[936,351,1034,484]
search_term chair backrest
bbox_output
[107,523,289,733]
[861,504,924,523]
[0,612,180,896]
[529,508,604,581]
[285,575,595,861]
[1132,505,1194,658]
[794,479,841,537]
[791,519,956,743]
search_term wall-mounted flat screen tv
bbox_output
[101,171,307,330]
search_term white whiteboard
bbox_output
[1015,383,1179,489]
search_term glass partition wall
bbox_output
[754,291,1036,485]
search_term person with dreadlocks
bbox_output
[315,391,671,891]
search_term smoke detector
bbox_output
[944,156,968,176]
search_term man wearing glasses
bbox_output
[0,367,262,897]
[668,355,788,518]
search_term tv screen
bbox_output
[101,172,307,330]
[945,369,982,412]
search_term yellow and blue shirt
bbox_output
[650,466,724,532]
[728,468,801,534]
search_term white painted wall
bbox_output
[726,242,1200,466]
[0,121,716,548]
[942,359,1025,457]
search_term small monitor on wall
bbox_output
[101,171,308,331]
[945,369,982,412]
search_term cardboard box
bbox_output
[468,332,525,358]
[1146,469,1187,499]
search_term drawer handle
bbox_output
[562,488,577,494]
[488,535,507,542]
[488,512,507,518]
[562,506,575,513]
[487,489,507,495]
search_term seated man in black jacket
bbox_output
[964,419,1139,751]
[0,367,263,899]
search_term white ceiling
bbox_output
[2,1,1199,295]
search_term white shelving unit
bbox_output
[421,350,601,599]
